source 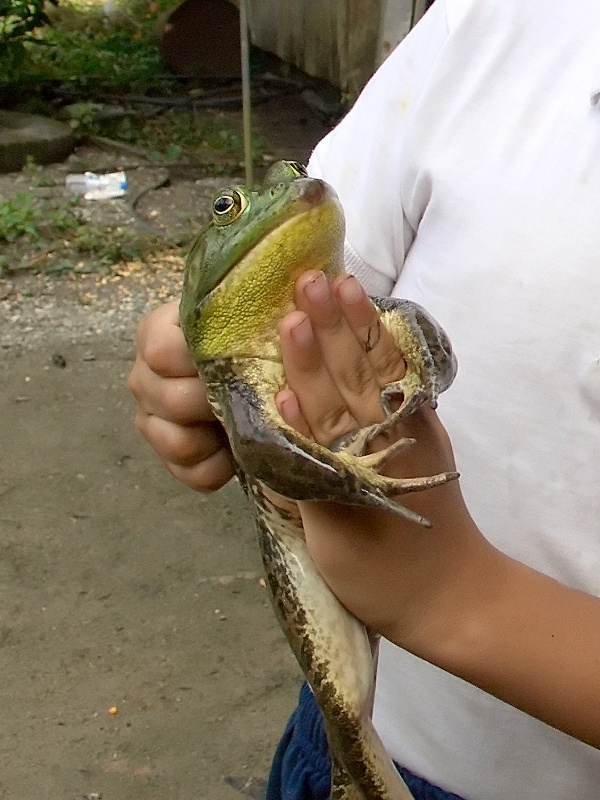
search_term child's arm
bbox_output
[276,269,600,749]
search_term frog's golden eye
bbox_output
[212,189,248,226]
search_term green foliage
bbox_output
[23,154,58,186]
[98,109,251,164]
[28,27,168,93]
[0,191,43,241]
[0,191,88,244]
[71,225,157,265]
[0,189,171,273]
[0,0,56,78]
[60,100,99,136]
[2,0,171,95]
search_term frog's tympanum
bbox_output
[180,162,458,800]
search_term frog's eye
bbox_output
[212,189,248,226]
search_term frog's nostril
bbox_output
[301,179,329,207]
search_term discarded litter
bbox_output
[65,171,128,200]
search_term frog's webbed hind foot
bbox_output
[334,443,457,527]
[344,432,415,465]
[223,366,457,528]
[330,415,458,525]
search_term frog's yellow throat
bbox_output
[192,197,345,362]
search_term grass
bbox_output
[0,188,171,275]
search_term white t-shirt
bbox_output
[308,1,600,798]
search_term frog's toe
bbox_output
[335,443,459,527]
[333,413,419,456]
[381,382,432,422]
[362,468,460,527]
[353,436,416,470]
[379,469,460,496]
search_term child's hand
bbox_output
[276,270,477,645]
[128,300,234,491]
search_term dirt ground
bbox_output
[0,94,330,799]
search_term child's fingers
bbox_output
[293,271,387,429]
[275,388,312,440]
[278,310,362,446]
[332,275,407,388]
[135,300,199,378]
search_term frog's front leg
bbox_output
[345,296,458,451]
[215,362,457,528]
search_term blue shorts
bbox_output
[266,683,465,800]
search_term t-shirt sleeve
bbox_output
[307,0,452,296]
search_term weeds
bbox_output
[0,190,172,273]
[0,191,82,242]
[71,224,161,265]
[26,27,169,95]
[0,192,40,241]
[93,109,260,168]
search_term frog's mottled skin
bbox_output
[180,162,458,800]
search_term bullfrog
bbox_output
[180,161,458,800]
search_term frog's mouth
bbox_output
[229,178,339,274]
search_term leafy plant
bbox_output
[0,188,175,274]
[23,154,58,186]
[0,0,57,77]
[0,192,41,241]
[29,27,168,93]
[71,224,156,264]
[0,191,79,242]
[3,0,173,95]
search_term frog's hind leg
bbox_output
[330,758,365,800]
[253,487,415,800]
[225,373,457,528]
[369,296,457,433]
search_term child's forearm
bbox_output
[393,515,600,749]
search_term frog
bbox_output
[179,161,458,800]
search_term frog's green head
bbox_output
[180,161,345,363]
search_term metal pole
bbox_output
[239,0,253,187]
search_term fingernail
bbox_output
[277,390,301,423]
[290,313,314,347]
[338,275,364,304]
[303,271,329,304]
